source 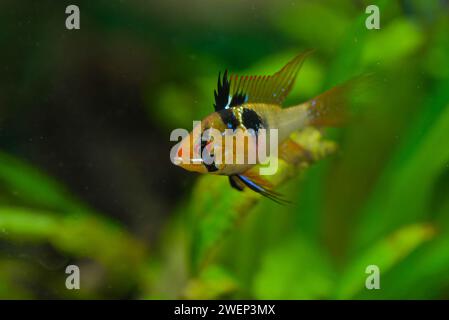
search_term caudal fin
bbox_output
[307,74,373,127]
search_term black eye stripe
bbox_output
[200,139,207,151]
[200,134,219,172]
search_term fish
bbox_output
[173,51,360,203]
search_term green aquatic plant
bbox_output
[0,152,150,297]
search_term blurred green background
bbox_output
[0,0,449,299]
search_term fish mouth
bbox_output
[172,150,206,173]
[172,139,206,173]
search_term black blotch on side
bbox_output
[219,109,240,130]
[242,108,263,132]
[214,70,230,111]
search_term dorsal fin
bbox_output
[232,50,313,106]
[213,50,313,111]
[213,70,231,111]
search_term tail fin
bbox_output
[307,74,374,127]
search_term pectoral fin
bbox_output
[229,175,245,191]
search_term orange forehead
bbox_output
[201,112,227,131]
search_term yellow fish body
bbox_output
[174,51,353,202]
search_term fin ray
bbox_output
[236,174,290,205]
[307,74,373,127]
[212,50,313,111]
[230,51,313,106]
[214,70,231,111]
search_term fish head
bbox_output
[173,112,226,174]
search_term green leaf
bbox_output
[0,151,89,213]
[253,235,335,299]
[362,19,424,66]
[334,224,435,299]
[271,2,350,52]
[375,232,449,299]
[354,99,449,248]
[0,206,148,279]
[183,265,238,299]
